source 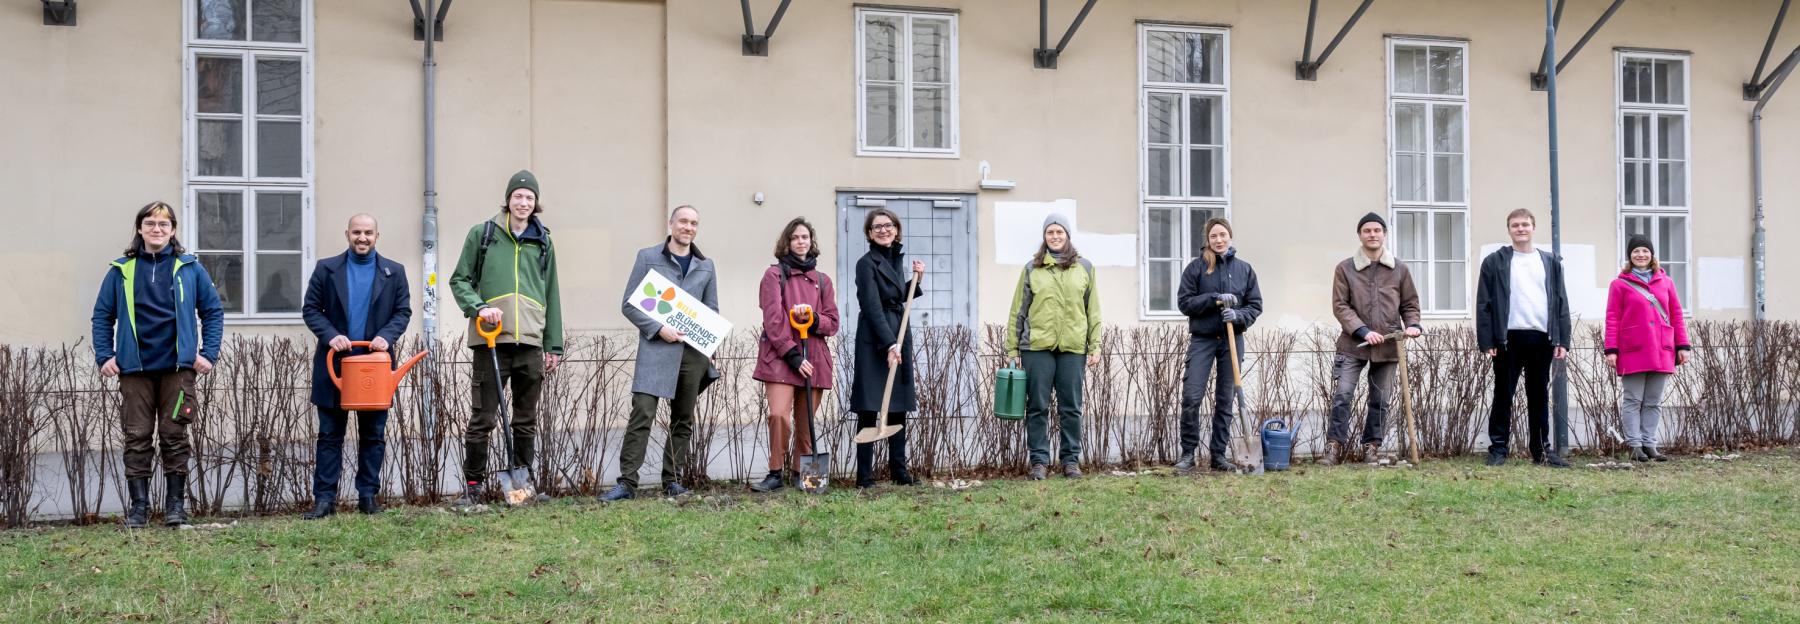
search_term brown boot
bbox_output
[1362,443,1382,465]
[1318,441,1340,466]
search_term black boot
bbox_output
[163,473,189,527]
[358,497,383,515]
[1646,446,1668,462]
[1631,446,1650,462]
[750,470,785,493]
[124,477,151,529]
[854,442,876,489]
[888,429,917,486]
[453,481,482,508]
[301,497,336,520]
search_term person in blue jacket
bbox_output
[300,214,412,518]
[90,201,225,528]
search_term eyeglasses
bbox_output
[870,223,896,232]
[141,221,174,231]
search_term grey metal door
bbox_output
[836,193,976,335]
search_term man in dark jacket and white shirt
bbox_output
[601,205,721,502]
[1476,208,1573,467]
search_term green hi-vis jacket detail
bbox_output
[1005,257,1100,358]
[449,212,564,354]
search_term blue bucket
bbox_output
[1261,418,1295,471]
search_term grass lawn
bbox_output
[4,451,1798,623]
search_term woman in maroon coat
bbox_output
[750,217,841,492]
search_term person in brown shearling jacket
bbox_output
[1326,212,1422,465]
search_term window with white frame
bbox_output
[1140,25,1229,316]
[186,0,313,318]
[1618,51,1690,297]
[856,8,957,156]
[1388,39,1469,314]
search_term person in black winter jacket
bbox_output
[1174,218,1263,472]
[847,208,926,488]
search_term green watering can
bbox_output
[994,366,1028,421]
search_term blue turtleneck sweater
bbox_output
[346,250,375,340]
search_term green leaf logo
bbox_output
[656,301,673,314]
[642,283,657,297]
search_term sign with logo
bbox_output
[629,269,733,357]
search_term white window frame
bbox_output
[1138,24,1232,320]
[1615,50,1693,301]
[854,8,960,158]
[1386,37,1471,318]
[183,0,315,323]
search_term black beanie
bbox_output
[1357,212,1386,232]
[506,169,540,202]
[1626,235,1654,256]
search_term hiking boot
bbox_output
[453,482,483,508]
[1485,451,1506,467]
[358,497,383,515]
[1028,464,1047,481]
[750,472,785,493]
[1174,451,1197,472]
[1062,462,1082,479]
[1544,454,1571,469]
[301,498,336,520]
[1318,442,1340,467]
[1209,456,1237,472]
[1646,447,1668,462]
[1631,446,1650,462]
[124,477,150,529]
[598,483,634,502]
[1361,444,1382,465]
[663,482,692,498]
[163,473,189,527]
[890,466,919,486]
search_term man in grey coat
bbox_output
[601,205,721,501]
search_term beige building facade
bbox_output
[6,0,1798,346]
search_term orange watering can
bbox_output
[328,342,428,411]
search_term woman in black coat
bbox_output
[849,208,925,488]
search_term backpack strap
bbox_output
[1624,278,1670,326]
[472,220,497,284]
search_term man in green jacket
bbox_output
[448,170,563,506]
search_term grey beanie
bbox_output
[1043,213,1073,237]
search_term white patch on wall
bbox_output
[992,199,1137,267]
[1697,256,1747,310]
[1478,243,1605,323]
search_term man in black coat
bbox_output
[1476,208,1572,468]
[300,214,412,518]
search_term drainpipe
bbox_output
[1544,0,1571,460]
[1753,46,1799,323]
[421,0,441,435]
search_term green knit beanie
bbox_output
[506,169,539,202]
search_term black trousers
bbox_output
[1488,329,1553,459]
[1178,333,1242,459]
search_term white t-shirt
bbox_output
[1507,248,1549,332]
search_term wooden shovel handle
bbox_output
[877,272,921,416]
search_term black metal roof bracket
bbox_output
[1758,44,1800,105]
[1530,0,1626,90]
[410,0,452,42]
[741,0,793,56]
[1033,0,1099,69]
[42,0,76,26]
[1745,0,1793,100]
[1295,0,1374,80]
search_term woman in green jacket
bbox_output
[1004,214,1100,480]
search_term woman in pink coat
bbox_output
[1603,236,1690,462]
[749,217,841,492]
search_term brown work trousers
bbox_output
[118,369,196,478]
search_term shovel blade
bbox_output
[496,467,536,507]
[851,423,903,444]
[798,452,831,494]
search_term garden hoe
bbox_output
[790,305,831,494]
[853,272,919,444]
[1221,300,1263,475]
[1358,330,1423,465]
[478,319,538,507]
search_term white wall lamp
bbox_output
[978,160,1016,191]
